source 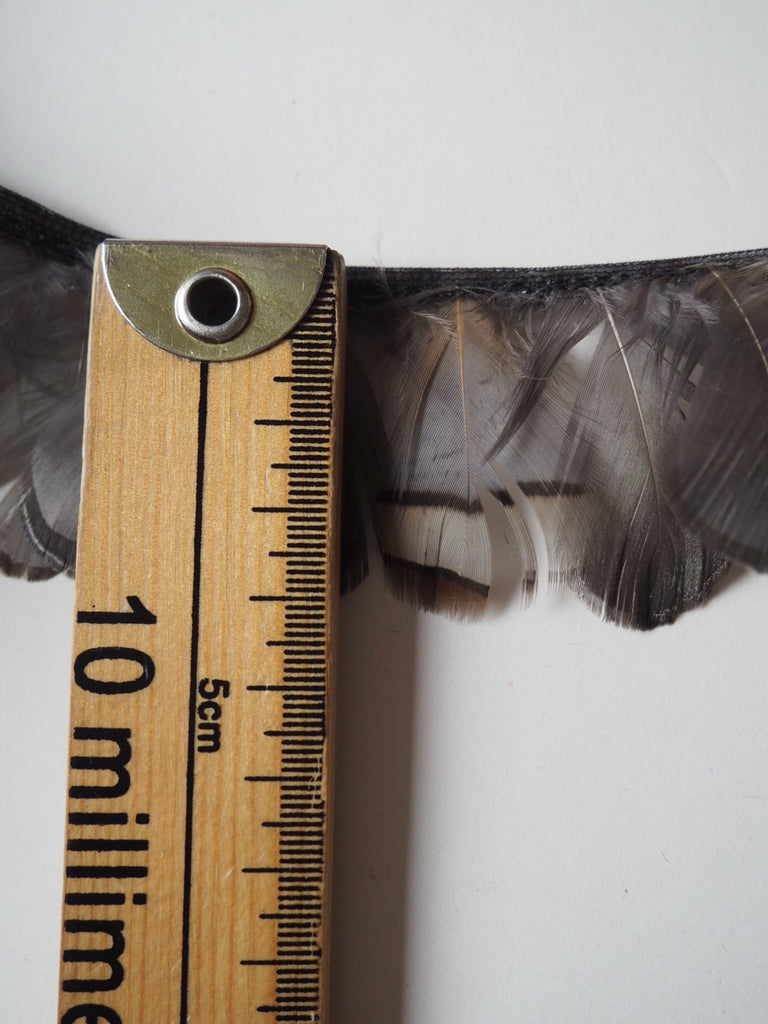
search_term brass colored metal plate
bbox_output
[103,240,327,361]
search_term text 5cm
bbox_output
[197,677,229,753]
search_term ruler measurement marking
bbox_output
[242,960,319,968]
[267,639,323,647]
[68,812,130,826]
[245,776,310,783]
[67,839,149,852]
[179,360,209,1024]
[273,458,330,466]
[243,868,323,876]
[66,866,149,879]
[248,687,324,694]
[273,376,333,384]
[246,278,336,1022]
[268,553,326,560]
[65,893,127,906]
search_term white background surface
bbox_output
[2,2,768,1021]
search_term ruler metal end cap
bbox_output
[102,240,328,362]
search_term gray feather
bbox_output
[0,242,90,578]
[548,284,728,628]
[669,265,768,568]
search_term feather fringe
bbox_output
[347,257,768,628]
[2,187,768,629]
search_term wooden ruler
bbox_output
[58,242,345,1023]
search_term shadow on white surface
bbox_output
[332,578,419,1023]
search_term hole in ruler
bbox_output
[175,268,253,342]
[188,275,239,326]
